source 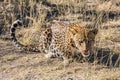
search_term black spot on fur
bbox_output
[11,28,15,32]
[48,33,52,37]
[13,23,18,28]
[13,38,17,42]
[11,33,15,37]
[18,21,22,26]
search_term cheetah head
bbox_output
[69,24,98,57]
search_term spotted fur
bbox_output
[46,23,98,62]
[10,20,98,63]
[10,20,39,52]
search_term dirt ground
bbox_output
[0,39,120,80]
[0,0,120,80]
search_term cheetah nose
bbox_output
[84,50,88,53]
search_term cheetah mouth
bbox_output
[81,50,90,57]
[83,52,90,55]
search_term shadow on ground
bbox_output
[88,48,120,67]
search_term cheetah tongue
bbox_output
[84,52,89,55]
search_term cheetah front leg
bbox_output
[44,50,63,59]
[44,48,72,66]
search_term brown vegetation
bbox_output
[0,0,120,80]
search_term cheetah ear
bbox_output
[91,28,98,35]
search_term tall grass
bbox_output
[0,0,120,79]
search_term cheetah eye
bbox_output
[87,40,94,44]
[88,40,90,43]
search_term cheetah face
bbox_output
[70,26,98,57]
[75,29,98,57]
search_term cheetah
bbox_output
[10,20,98,63]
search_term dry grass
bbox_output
[0,45,120,80]
[0,0,120,80]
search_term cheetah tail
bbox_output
[10,20,39,52]
[10,20,24,49]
